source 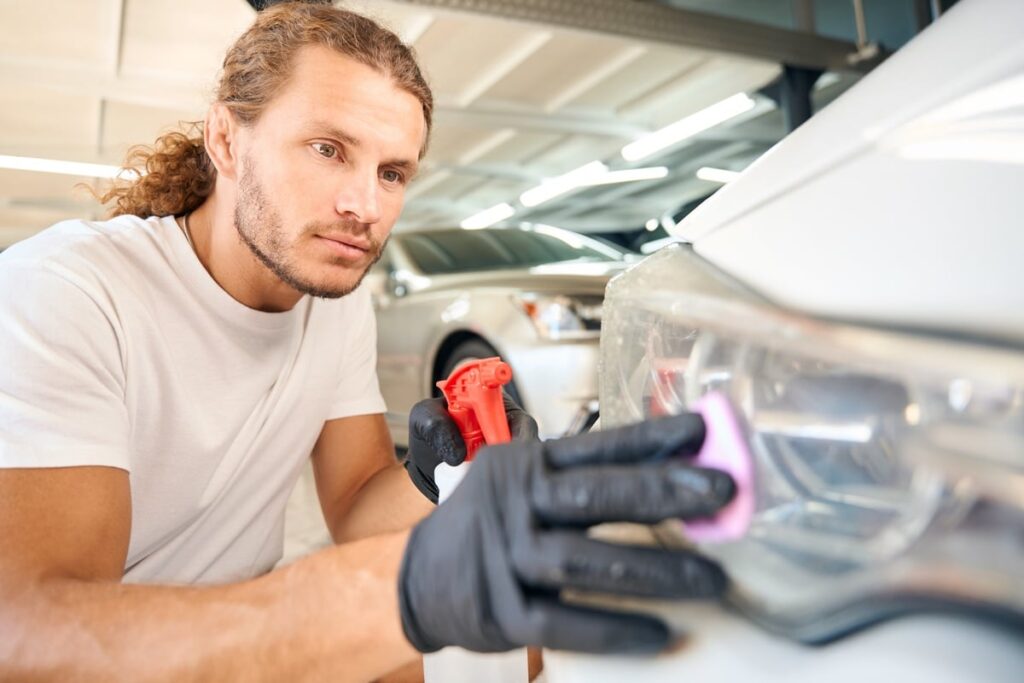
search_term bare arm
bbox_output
[0,467,417,683]
[312,414,433,543]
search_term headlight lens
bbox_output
[515,293,602,340]
[600,244,1024,642]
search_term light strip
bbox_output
[460,202,516,230]
[0,154,133,179]
[580,166,669,186]
[621,93,757,162]
[696,166,742,183]
[519,161,608,208]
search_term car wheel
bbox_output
[438,339,525,408]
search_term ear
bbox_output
[204,102,241,181]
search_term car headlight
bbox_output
[600,244,1024,643]
[515,293,602,340]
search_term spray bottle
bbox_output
[422,357,529,683]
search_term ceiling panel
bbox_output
[0,168,100,205]
[411,14,550,106]
[423,122,511,164]
[623,55,780,127]
[457,177,529,205]
[473,130,564,166]
[478,31,643,111]
[527,133,625,173]
[0,0,111,66]
[415,172,488,201]
[0,85,98,152]
[562,45,708,114]
[101,101,202,157]
[336,0,435,44]
[120,0,253,79]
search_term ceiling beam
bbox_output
[433,102,650,139]
[420,161,539,182]
[390,0,885,73]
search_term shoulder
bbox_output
[0,214,179,295]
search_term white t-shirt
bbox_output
[0,215,386,584]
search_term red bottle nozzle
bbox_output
[436,357,513,461]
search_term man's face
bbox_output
[233,45,426,299]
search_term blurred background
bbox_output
[0,0,956,252]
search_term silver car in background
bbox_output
[366,224,632,446]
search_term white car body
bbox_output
[548,0,1024,679]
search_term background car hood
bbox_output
[412,260,630,296]
[673,0,1024,344]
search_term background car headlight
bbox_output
[515,293,602,340]
[600,244,1024,643]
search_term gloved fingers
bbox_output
[409,397,468,466]
[503,392,539,442]
[513,531,727,599]
[531,461,735,526]
[403,460,439,504]
[517,596,671,654]
[544,414,706,469]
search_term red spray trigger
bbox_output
[436,357,513,461]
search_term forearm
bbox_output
[329,463,433,543]
[0,530,416,683]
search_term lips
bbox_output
[318,233,371,253]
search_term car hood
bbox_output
[675,0,1024,344]
[409,260,630,296]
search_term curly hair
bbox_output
[98,2,433,218]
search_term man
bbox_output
[0,4,735,681]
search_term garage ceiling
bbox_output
[0,0,869,247]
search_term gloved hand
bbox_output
[405,393,539,503]
[398,413,735,655]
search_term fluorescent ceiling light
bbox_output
[519,161,608,208]
[621,93,757,162]
[0,154,134,179]
[519,163,668,208]
[460,202,515,230]
[696,166,742,184]
[580,166,669,186]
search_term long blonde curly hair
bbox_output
[99,2,433,218]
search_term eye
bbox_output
[381,169,404,184]
[312,142,337,159]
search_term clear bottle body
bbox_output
[422,462,529,683]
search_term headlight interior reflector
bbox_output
[600,244,1024,642]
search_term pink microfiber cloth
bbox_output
[682,391,756,543]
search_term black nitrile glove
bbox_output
[405,394,539,503]
[398,413,735,655]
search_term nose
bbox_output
[335,166,382,225]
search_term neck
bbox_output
[187,192,304,313]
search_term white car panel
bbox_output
[678,0,1024,342]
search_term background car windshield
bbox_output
[399,228,623,274]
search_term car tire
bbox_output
[438,338,525,408]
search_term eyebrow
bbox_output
[309,120,420,175]
[310,121,361,149]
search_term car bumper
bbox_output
[502,338,600,440]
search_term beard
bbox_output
[233,157,385,299]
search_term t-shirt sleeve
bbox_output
[0,264,131,470]
[326,286,387,420]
